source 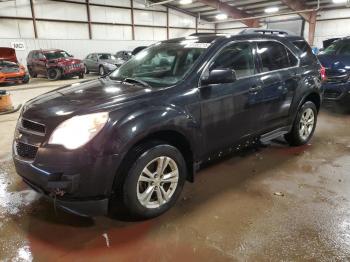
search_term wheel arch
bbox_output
[111,129,195,198]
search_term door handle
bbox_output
[249,85,262,94]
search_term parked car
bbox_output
[27,49,84,81]
[318,37,350,110]
[0,47,29,84]
[13,33,323,219]
[83,53,118,76]
[115,50,132,66]
[132,46,147,56]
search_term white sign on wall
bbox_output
[11,42,26,51]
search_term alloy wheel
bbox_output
[299,108,315,140]
[137,156,179,209]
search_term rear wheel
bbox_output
[110,142,187,219]
[27,66,37,78]
[285,101,317,146]
[47,68,61,81]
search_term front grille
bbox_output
[324,90,342,99]
[16,142,38,159]
[22,119,46,134]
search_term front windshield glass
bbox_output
[45,51,71,60]
[99,53,116,60]
[110,42,207,88]
[321,41,342,55]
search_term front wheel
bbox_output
[285,101,317,146]
[79,72,84,79]
[112,142,187,219]
[99,66,105,76]
[47,68,61,81]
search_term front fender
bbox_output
[108,105,201,158]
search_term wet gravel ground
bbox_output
[1,79,350,261]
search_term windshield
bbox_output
[99,53,116,60]
[110,42,207,88]
[45,51,71,60]
[321,41,342,55]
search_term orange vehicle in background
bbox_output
[0,47,29,84]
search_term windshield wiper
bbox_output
[122,77,152,88]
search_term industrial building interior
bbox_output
[1,0,350,261]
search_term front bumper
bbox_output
[0,72,27,83]
[322,81,350,107]
[13,133,121,216]
[62,67,84,77]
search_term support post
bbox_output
[29,0,38,38]
[308,11,317,46]
[86,0,92,39]
[131,0,135,40]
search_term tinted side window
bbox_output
[257,41,291,72]
[338,42,350,55]
[32,52,38,59]
[210,42,255,79]
[293,40,317,64]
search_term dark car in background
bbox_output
[13,33,322,219]
[27,49,84,81]
[83,53,118,76]
[318,37,350,110]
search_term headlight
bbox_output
[48,112,109,150]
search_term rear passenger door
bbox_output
[256,41,299,131]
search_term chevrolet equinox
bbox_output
[13,32,323,219]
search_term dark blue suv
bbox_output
[318,38,350,110]
[13,32,323,219]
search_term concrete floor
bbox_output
[1,77,350,261]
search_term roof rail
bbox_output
[239,29,294,36]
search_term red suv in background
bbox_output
[27,49,84,80]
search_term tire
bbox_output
[84,64,89,74]
[111,141,187,220]
[99,65,105,76]
[22,74,30,84]
[47,68,61,81]
[27,66,37,78]
[79,72,84,79]
[285,101,317,146]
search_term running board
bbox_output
[260,127,290,144]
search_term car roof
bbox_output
[31,49,64,53]
[162,33,305,45]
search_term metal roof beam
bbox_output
[197,0,259,27]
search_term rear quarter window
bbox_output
[257,41,297,72]
[293,40,318,65]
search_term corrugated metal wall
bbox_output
[0,0,215,63]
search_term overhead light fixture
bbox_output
[332,0,347,3]
[264,7,279,13]
[179,0,192,4]
[216,13,228,20]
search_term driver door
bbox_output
[199,42,264,154]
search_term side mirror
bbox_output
[201,68,236,86]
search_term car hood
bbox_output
[47,58,81,65]
[22,78,155,124]
[0,48,18,63]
